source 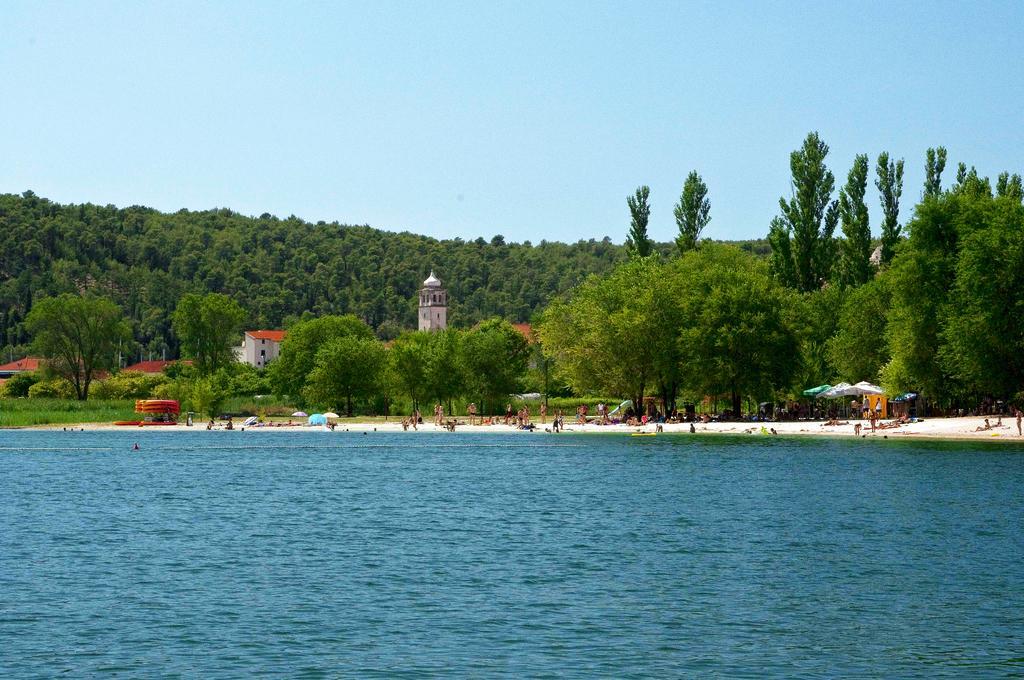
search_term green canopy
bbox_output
[801,384,832,397]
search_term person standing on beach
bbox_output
[467,402,477,425]
[1017,409,1022,436]
[539,403,547,424]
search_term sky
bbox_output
[2,1,1023,244]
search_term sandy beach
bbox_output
[34,415,1024,442]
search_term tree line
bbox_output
[578,132,1023,411]
[0,191,768,364]
[5,131,1022,413]
[7,289,534,417]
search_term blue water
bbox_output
[1,430,1023,678]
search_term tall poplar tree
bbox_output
[875,152,904,265]
[768,132,838,292]
[923,146,947,197]
[673,171,710,254]
[626,185,653,258]
[996,172,1023,201]
[838,154,872,287]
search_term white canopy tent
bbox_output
[817,382,853,399]
[816,381,884,398]
[852,381,885,395]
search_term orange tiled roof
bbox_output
[0,357,41,372]
[246,330,287,342]
[123,360,190,374]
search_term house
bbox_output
[0,356,42,379]
[122,360,190,374]
[241,330,286,368]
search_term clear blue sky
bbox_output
[2,1,1022,244]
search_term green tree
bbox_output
[625,185,653,258]
[675,245,799,415]
[826,276,891,383]
[875,152,905,266]
[190,375,229,419]
[267,315,373,404]
[767,216,797,288]
[884,193,974,402]
[461,319,529,414]
[951,164,993,199]
[787,284,843,393]
[172,293,245,374]
[996,172,1023,202]
[26,294,132,400]
[389,331,432,411]
[304,335,386,416]
[770,132,839,292]
[938,198,1024,399]
[674,171,710,254]
[837,154,872,287]
[423,328,464,412]
[923,146,947,197]
[540,257,684,414]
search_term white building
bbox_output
[240,330,286,368]
[418,271,448,332]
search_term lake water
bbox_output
[1,430,1023,678]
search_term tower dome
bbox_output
[423,270,442,287]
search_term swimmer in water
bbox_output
[132,443,140,450]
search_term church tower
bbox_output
[418,270,448,332]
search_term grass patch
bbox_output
[0,398,137,427]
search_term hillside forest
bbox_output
[3,131,1023,414]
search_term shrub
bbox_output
[92,371,171,399]
[228,364,271,396]
[1,371,40,398]
[28,378,76,399]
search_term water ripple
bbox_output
[1,430,1023,677]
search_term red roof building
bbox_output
[123,360,190,374]
[241,330,287,368]
[0,357,42,378]
[246,330,287,342]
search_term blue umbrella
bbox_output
[308,413,327,426]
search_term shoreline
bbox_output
[12,416,1024,443]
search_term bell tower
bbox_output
[418,270,447,332]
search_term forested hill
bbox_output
[0,191,767,358]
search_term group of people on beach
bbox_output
[975,411,1023,435]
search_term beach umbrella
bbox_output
[802,384,832,397]
[851,381,884,395]
[817,382,853,398]
[242,416,258,427]
[322,412,340,419]
[308,413,327,425]
[292,411,308,417]
[892,392,918,403]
